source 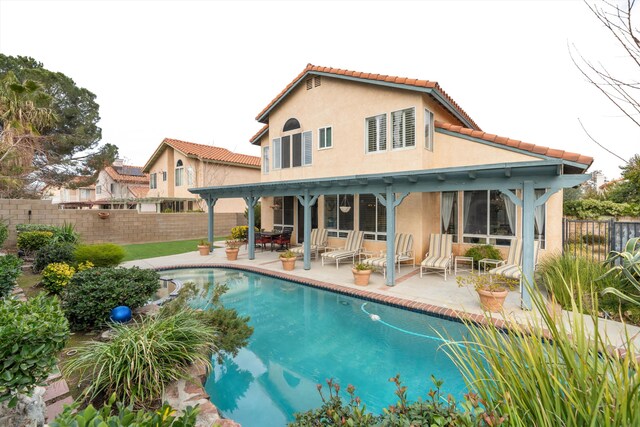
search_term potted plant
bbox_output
[197,240,211,256]
[225,239,243,260]
[279,250,297,271]
[352,263,374,286]
[456,272,518,312]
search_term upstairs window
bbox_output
[187,167,194,186]
[425,108,434,151]
[365,114,387,153]
[319,126,332,149]
[283,118,301,132]
[262,146,270,174]
[96,185,102,195]
[175,160,184,186]
[150,173,157,189]
[162,171,167,181]
[272,131,312,169]
[392,107,415,149]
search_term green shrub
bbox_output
[581,232,609,245]
[291,376,490,426]
[42,263,76,295]
[50,394,199,426]
[74,243,125,267]
[17,231,54,255]
[51,222,79,245]
[0,254,23,298]
[230,225,259,240]
[64,310,215,407]
[62,267,160,330]
[16,224,58,233]
[445,280,640,426]
[464,244,502,266]
[563,199,640,219]
[600,237,640,311]
[32,242,76,274]
[0,219,8,248]
[0,294,69,406]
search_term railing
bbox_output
[562,218,640,262]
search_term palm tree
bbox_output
[0,71,57,196]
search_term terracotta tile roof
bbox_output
[250,124,269,144]
[255,64,479,129]
[162,138,261,168]
[104,166,149,184]
[435,121,593,167]
[129,185,150,198]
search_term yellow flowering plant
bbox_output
[42,262,75,295]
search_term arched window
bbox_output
[175,159,184,186]
[283,118,301,132]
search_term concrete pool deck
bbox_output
[122,245,640,354]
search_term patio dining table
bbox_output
[258,230,282,252]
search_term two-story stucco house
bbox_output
[143,138,261,213]
[94,159,150,209]
[190,64,592,306]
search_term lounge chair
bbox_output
[321,230,364,269]
[419,234,453,280]
[361,233,414,278]
[488,239,540,280]
[290,228,328,258]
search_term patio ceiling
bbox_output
[189,159,589,200]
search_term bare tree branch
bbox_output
[578,117,628,163]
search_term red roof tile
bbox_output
[255,64,479,129]
[104,166,149,184]
[129,185,149,198]
[249,124,269,144]
[162,138,260,168]
[435,121,593,166]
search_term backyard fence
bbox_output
[562,217,640,262]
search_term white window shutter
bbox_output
[303,131,312,165]
[273,138,281,169]
[262,146,269,173]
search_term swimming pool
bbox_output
[161,268,472,426]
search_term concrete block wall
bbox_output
[0,199,246,248]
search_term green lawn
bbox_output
[121,237,227,262]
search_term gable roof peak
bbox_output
[254,64,478,131]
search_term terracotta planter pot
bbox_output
[352,268,372,286]
[476,288,509,312]
[225,248,239,260]
[98,212,110,219]
[198,245,210,256]
[280,257,296,271]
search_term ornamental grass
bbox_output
[444,278,640,426]
[64,310,216,408]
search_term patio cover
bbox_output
[190,159,590,309]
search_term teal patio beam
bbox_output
[296,190,319,270]
[243,195,259,260]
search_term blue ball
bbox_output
[110,306,132,323]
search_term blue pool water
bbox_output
[162,268,472,426]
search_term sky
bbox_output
[0,0,637,180]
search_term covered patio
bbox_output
[190,159,590,309]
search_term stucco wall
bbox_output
[145,146,260,213]
[0,199,246,248]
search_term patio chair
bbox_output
[273,228,292,251]
[488,239,540,280]
[321,230,364,269]
[290,228,328,258]
[419,234,453,280]
[360,233,414,278]
[255,232,272,252]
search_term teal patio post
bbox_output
[521,181,535,310]
[244,195,259,260]
[297,190,319,270]
[377,186,409,286]
[206,196,218,252]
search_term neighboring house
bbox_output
[95,160,152,210]
[49,179,96,208]
[142,138,261,213]
[241,64,593,261]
